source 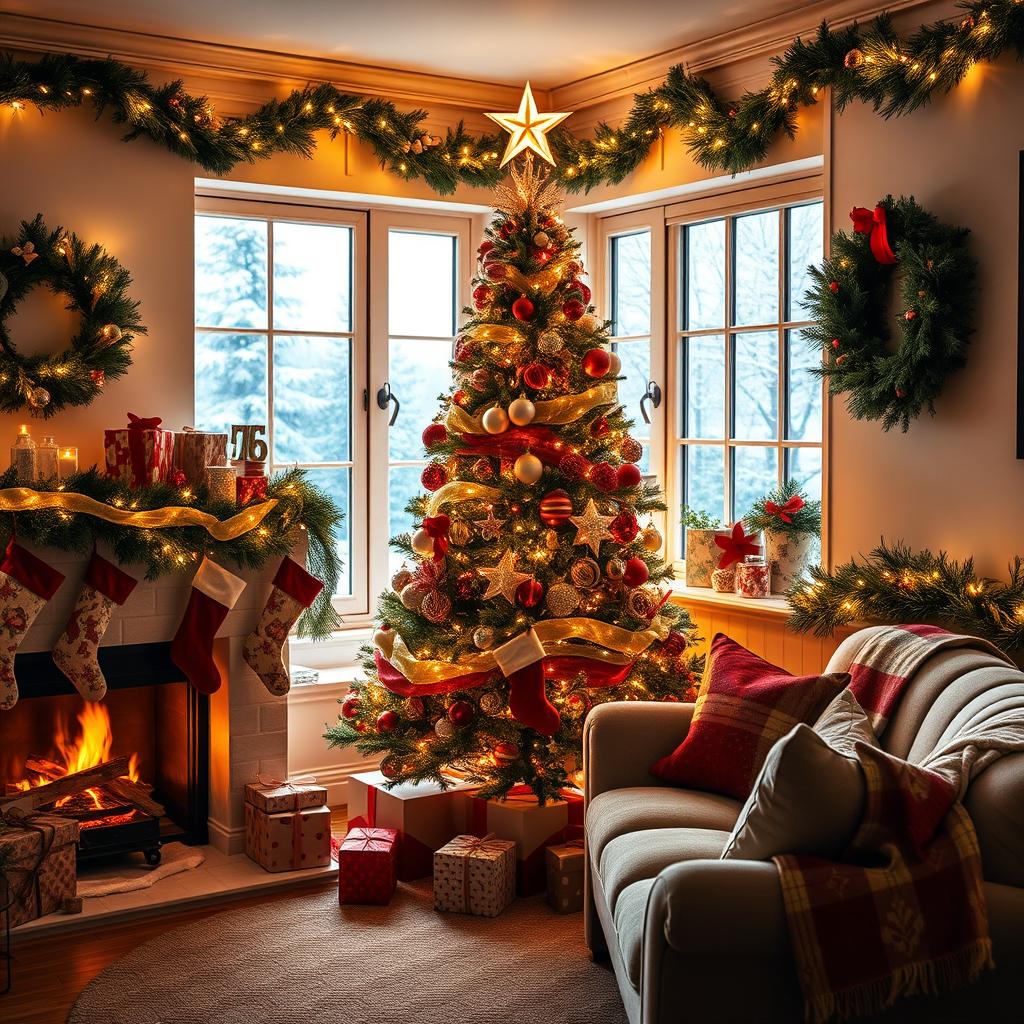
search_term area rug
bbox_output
[69,881,627,1024]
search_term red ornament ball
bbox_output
[484,261,508,281]
[375,710,399,734]
[171,469,188,488]
[590,461,619,493]
[559,453,588,480]
[380,756,403,780]
[619,436,643,463]
[421,462,448,492]
[516,578,544,608]
[448,700,474,727]
[493,741,520,766]
[499,220,516,239]
[571,281,592,304]
[622,557,650,588]
[562,298,586,322]
[662,631,688,656]
[341,694,360,719]
[456,571,477,601]
[472,457,494,481]
[422,423,447,448]
[904,309,917,321]
[472,284,492,309]
[590,416,610,439]
[831,338,840,350]
[828,281,839,294]
[522,362,551,390]
[617,464,642,489]
[452,389,468,406]
[478,239,494,261]
[454,337,475,363]
[609,511,639,544]
[895,387,907,398]
[582,348,611,378]
[539,489,574,526]
[512,296,535,321]
[469,367,491,392]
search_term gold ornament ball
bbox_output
[533,231,550,249]
[605,557,625,581]
[513,452,543,484]
[626,587,657,619]
[482,406,510,434]
[641,525,663,552]
[507,395,536,426]
[537,331,563,356]
[449,520,473,546]
[570,557,601,590]
[546,582,580,617]
[473,625,495,650]
[844,47,865,69]
[434,717,456,740]
[411,528,435,556]
[400,582,428,610]
[99,323,122,346]
[421,590,452,624]
[479,690,505,714]
[391,567,413,592]
[545,528,560,550]
[606,351,622,375]
[27,385,50,410]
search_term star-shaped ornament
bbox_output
[479,550,532,604]
[474,507,506,541]
[569,499,615,557]
[486,82,571,167]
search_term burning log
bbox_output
[20,755,166,820]
[105,777,165,819]
[0,755,130,817]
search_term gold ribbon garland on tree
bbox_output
[444,382,617,434]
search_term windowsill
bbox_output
[668,580,792,618]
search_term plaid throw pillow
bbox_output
[650,633,849,800]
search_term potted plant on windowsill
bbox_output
[743,481,821,594]
[681,505,726,587]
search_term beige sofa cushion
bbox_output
[586,786,741,866]
[722,690,876,861]
[965,752,1024,887]
[614,879,654,989]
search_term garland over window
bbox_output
[2,2,1023,193]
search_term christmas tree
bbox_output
[326,156,700,802]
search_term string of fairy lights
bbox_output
[2,2,1023,192]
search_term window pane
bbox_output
[684,445,725,525]
[389,339,453,461]
[194,332,267,431]
[272,222,352,332]
[300,468,351,597]
[685,334,725,439]
[733,331,778,440]
[272,336,351,463]
[614,339,650,435]
[685,220,725,330]
[637,444,651,477]
[787,203,824,321]
[612,232,650,336]
[195,216,267,329]
[786,447,823,503]
[787,329,822,442]
[388,465,424,578]
[389,232,455,338]
[733,211,778,326]
[733,446,779,522]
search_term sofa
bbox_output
[583,626,1024,1023]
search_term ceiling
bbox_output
[4,0,814,87]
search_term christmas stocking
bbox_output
[170,557,246,695]
[52,552,138,702]
[242,557,324,696]
[0,539,65,711]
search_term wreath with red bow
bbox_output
[803,195,975,432]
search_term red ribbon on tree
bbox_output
[421,515,450,560]
[850,206,896,265]
[764,494,805,524]
[714,522,762,569]
[458,426,591,475]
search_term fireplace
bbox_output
[0,642,209,861]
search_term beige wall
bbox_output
[827,1,1024,576]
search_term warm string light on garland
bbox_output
[4,4,1024,192]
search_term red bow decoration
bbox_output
[850,205,896,265]
[126,413,162,430]
[458,427,592,475]
[714,522,762,569]
[421,515,450,560]
[764,494,805,524]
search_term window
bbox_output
[673,199,824,535]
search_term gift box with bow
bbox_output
[338,826,398,906]
[433,833,516,917]
[173,426,229,488]
[244,777,327,815]
[0,813,79,930]
[103,413,175,488]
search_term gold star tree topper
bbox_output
[486,82,571,167]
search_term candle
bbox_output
[10,425,36,485]
[57,447,79,481]
[736,560,771,599]
[206,465,235,505]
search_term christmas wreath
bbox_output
[0,214,144,416]
[803,195,975,432]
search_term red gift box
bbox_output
[104,413,175,488]
[338,826,398,905]
[237,474,268,506]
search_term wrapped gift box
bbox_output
[433,834,516,917]
[104,415,175,488]
[466,786,583,896]
[244,779,327,815]
[0,813,79,930]
[338,826,398,906]
[244,803,331,873]
[237,473,268,506]
[545,842,585,914]
[173,428,229,487]
[348,771,477,881]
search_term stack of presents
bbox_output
[244,772,584,918]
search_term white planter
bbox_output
[685,529,723,587]
[765,530,815,594]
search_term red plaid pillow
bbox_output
[650,633,849,799]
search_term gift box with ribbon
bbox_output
[236,472,269,507]
[338,826,398,906]
[466,785,584,896]
[545,841,585,914]
[433,833,516,917]
[347,770,477,882]
[172,426,229,488]
[244,776,327,815]
[243,802,331,873]
[103,413,175,488]
[0,813,79,930]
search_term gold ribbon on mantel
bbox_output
[445,382,617,435]
[0,487,279,541]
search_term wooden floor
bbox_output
[1,808,348,1024]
